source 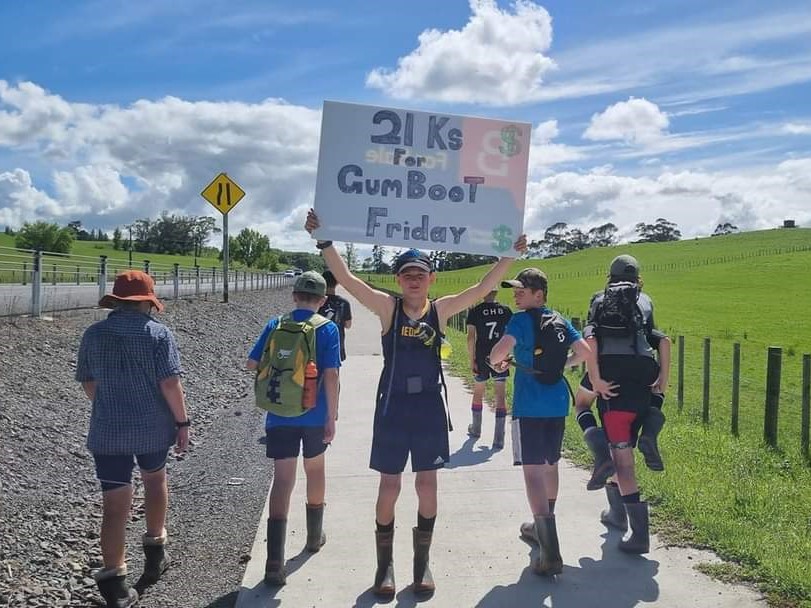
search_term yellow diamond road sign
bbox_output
[201,173,245,214]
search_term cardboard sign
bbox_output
[313,101,529,256]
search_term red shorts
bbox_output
[601,410,638,446]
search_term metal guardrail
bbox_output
[0,246,293,317]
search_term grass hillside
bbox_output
[372,228,811,607]
[0,233,219,271]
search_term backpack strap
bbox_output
[260,314,286,359]
[379,298,401,417]
[429,301,453,433]
[307,312,330,329]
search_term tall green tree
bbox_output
[191,217,219,258]
[635,218,681,242]
[343,242,358,271]
[229,228,271,267]
[371,245,389,273]
[587,222,618,247]
[15,221,75,253]
[112,227,122,250]
[712,222,738,236]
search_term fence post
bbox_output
[31,250,42,318]
[731,343,741,437]
[98,255,108,304]
[677,335,685,410]
[52,264,57,285]
[195,266,201,296]
[173,263,179,300]
[75,265,80,285]
[764,347,782,448]
[243,270,247,291]
[212,267,217,293]
[144,260,150,275]
[801,354,809,461]
[702,337,711,424]
[22,261,27,286]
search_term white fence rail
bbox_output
[0,246,293,317]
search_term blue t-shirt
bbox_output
[249,309,341,429]
[504,307,582,418]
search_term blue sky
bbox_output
[1,0,810,253]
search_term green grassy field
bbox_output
[0,233,299,283]
[0,232,222,278]
[4,227,810,603]
[373,228,811,607]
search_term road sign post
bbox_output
[200,172,246,303]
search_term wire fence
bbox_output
[448,309,811,463]
[364,242,811,286]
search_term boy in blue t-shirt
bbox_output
[489,268,606,577]
[247,271,341,586]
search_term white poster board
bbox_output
[312,101,530,256]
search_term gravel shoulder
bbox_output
[0,289,289,608]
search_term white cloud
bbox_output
[523,162,811,241]
[0,81,94,150]
[527,120,585,175]
[0,169,62,226]
[53,165,130,215]
[1,81,810,254]
[0,81,322,246]
[583,97,669,145]
[541,9,811,104]
[781,122,811,135]
[365,0,556,105]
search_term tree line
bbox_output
[2,214,741,271]
[5,215,328,272]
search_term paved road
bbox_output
[235,289,764,608]
[0,275,293,316]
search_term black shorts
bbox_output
[370,392,449,474]
[516,417,565,465]
[474,356,509,383]
[265,426,327,460]
[581,372,665,409]
[93,450,168,492]
[595,355,659,414]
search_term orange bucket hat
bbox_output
[98,270,164,312]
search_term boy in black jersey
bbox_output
[319,270,353,361]
[465,289,512,448]
[306,209,525,598]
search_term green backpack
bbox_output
[255,313,329,416]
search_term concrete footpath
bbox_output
[235,290,763,608]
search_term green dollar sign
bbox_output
[491,225,513,252]
[499,125,522,157]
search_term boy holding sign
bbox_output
[305,209,525,598]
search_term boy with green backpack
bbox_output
[247,271,341,586]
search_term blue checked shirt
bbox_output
[75,309,183,454]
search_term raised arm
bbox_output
[435,235,526,325]
[305,209,393,322]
